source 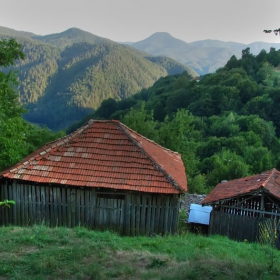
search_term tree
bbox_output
[0,39,63,170]
[202,149,249,187]
[0,39,28,169]
[264,28,280,36]
[0,39,24,67]
[121,103,159,141]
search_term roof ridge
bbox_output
[117,121,181,156]
[116,122,183,192]
[262,168,277,188]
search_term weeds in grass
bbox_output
[147,257,168,269]
[258,219,280,272]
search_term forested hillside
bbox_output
[0,27,197,130]
[69,47,280,193]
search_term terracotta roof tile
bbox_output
[202,168,280,204]
[1,120,187,194]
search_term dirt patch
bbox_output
[22,246,39,254]
[116,250,154,269]
[10,227,25,233]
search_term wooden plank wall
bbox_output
[0,181,180,235]
[125,194,179,236]
[209,210,259,242]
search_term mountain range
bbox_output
[0,26,196,130]
[129,32,280,74]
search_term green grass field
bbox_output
[0,225,280,279]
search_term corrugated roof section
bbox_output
[1,120,187,194]
[202,168,280,204]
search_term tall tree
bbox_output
[0,39,28,169]
[0,39,63,170]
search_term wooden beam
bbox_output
[219,205,280,217]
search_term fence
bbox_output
[209,210,280,243]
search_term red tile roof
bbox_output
[202,168,280,204]
[1,120,187,194]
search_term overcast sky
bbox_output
[1,0,280,44]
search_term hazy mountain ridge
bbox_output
[131,32,280,74]
[33,28,113,50]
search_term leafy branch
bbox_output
[0,199,15,208]
[263,28,280,36]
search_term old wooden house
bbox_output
[0,120,187,235]
[202,169,280,242]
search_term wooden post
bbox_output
[140,195,146,235]
[31,185,36,225]
[260,192,265,219]
[131,195,136,236]
[80,189,85,226]
[12,180,17,225]
[135,195,141,235]
[66,188,72,227]
[145,195,152,235]
[84,189,89,226]
[61,187,66,226]
[71,188,76,227]
[76,189,81,226]
[163,197,170,234]
[124,194,131,235]
[27,184,32,225]
[3,181,9,225]
[150,196,156,234]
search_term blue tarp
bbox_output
[188,204,212,225]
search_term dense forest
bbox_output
[68,47,280,193]
[0,27,197,130]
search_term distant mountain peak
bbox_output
[42,27,97,39]
[150,32,173,37]
[61,27,92,36]
[132,32,190,54]
[142,32,186,43]
[33,27,112,49]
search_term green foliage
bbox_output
[0,199,15,208]
[0,39,29,169]
[0,38,24,66]
[121,102,159,140]
[0,39,65,170]
[201,149,250,187]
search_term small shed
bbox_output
[202,169,280,242]
[0,120,187,235]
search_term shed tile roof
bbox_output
[202,168,280,204]
[1,120,187,194]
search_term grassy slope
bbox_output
[0,225,279,280]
